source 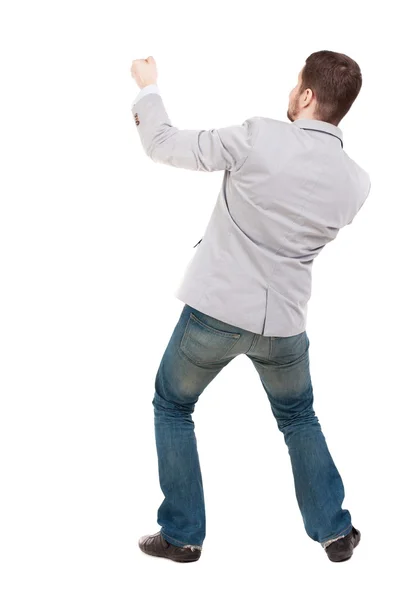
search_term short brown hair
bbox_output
[301,50,363,125]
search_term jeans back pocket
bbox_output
[180,312,241,366]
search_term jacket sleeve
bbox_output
[131,90,259,172]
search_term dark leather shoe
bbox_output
[138,531,202,563]
[325,526,361,562]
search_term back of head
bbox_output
[302,50,363,125]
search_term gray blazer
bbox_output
[131,85,371,337]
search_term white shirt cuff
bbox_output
[132,84,161,110]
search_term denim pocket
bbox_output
[269,331,309,364]
[180,312,241,366]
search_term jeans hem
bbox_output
[160,528,203,550]
[320,524,353,548]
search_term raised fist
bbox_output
[130,56,158,89]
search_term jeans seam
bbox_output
[269,336,273,360]
[246,333,259,354]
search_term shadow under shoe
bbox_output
[138,531,202,563]
[325,526,361,562]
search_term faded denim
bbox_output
[153,304,352,549]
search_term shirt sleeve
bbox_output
[131,90,259,172]
[131,84,161,110]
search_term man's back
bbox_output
[131,91,371,337]
[174,117,371,336]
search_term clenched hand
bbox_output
[130,56,158,89]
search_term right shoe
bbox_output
[138,531,202,563]
[325,526,361,562]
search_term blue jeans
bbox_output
[152,304,352,549]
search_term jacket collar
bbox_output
[293,118,343,148]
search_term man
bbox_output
[131,51,371,563]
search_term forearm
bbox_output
[131,87,257,172]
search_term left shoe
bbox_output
[138,531,202,563]
[325,526,361,562]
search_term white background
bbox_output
[1,1,400,598]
